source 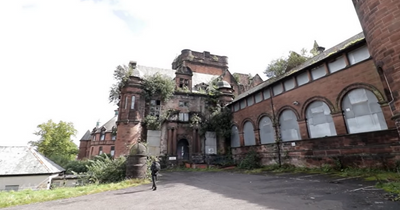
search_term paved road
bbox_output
[5,171,400,210]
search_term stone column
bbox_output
[172,128,176,155]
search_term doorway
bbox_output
[177,139,189,160]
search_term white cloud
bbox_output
[0,0,362,147]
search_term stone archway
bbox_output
[177,139,189,160]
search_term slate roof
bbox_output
[229,32,366,104]
[136,65,217,89]
[80,130,91,141]
[0,146,65,175]
[94,115,117,133]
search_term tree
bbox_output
[109,64,133,104]
[264,49,310,78]
[141,72,175,102]
[29,120,78,166]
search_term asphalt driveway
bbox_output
[4,171,400,210]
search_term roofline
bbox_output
[0,172,62,177]
[228,32,366,105]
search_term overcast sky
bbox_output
[0,0,362,147]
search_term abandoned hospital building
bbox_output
[78,0,400,168]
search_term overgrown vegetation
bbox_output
[109,64,133,104]
[72,154,126,184]
[237,150,260,170]
[64,159,90,174]
[200,106,233,139]
[264,49,310,78]
[0,179,149,208]
[141,73,175,102]
[143,115,161,130]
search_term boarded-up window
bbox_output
[284,78,295,91]
[247,96,254,106]
[240,100,246,109]
[273,84,283,96]
[147,130,161,156]
[263,89,271,99]
[348,45,370,65]
[259,116,275,144]
[328,56,346,73]
[205,132,217,154]
[311,65,326,80]
[306,101,337,138]
[279,110,300,141]
[231,126,240,148]
[296,72,309,86]
[255,92,262,103]
[234,103,240,112]
[243,121,256,146]
[342,89,388,134]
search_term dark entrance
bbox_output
[177,139,189,160]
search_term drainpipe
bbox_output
[270,89,281,167]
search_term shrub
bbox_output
[238,150,260,170]
[64,160,90,174]
[84,155,127,184]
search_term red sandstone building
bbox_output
[79,0,400,167]
[78,50,262,160]
[228,32,399,167]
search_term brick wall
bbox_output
[233,129,400,168]
[353,0,400,117]
[230,43,400,167]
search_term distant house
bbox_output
[0,146,65,191]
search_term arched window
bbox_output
[279,110,300,141]
[306,101,337,138]
[243,121,256,146]
[231,126,240,148]
[259,116,275,144]
[342,88,388,134]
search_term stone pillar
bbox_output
[172,128,177,155]
[167,128,172,155]
[352,0,400,136]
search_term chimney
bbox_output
[129,61,137,69]
[114,110,119,116]
[96,120,100,127]
[317,46,325,54]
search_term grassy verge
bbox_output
[0,179,150,208]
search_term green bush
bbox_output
[64,160,90,174]
[84,155,127,184]
[238,150,260,170]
